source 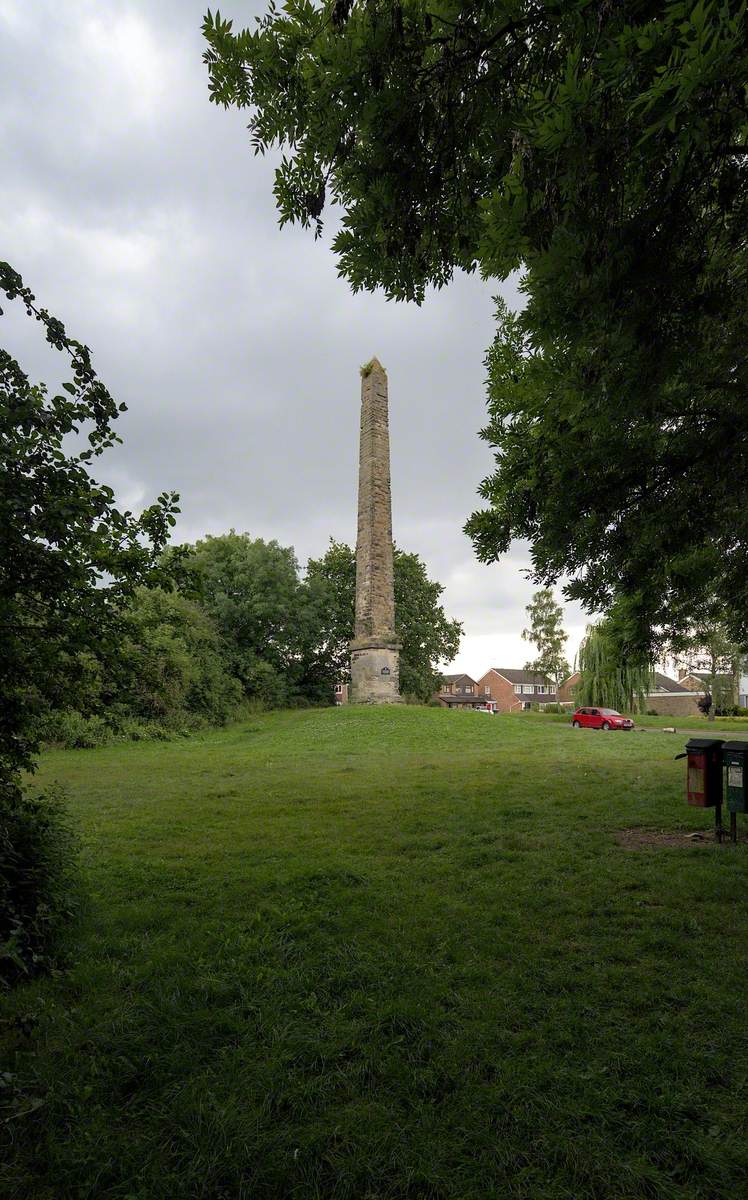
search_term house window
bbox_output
[514,684,522,694]
[465,685,473,693]
[443,684,452,693]
[334,684,343,695]
[522,684,533,694]
[536,685,546,694]
[484,687,491,696]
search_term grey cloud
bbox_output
[1,0,586,673]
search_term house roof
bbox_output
[487,668,554,686]
[557,670,702,697]
[651,672,693,694]
[441,673,477,686]
[683,671,732,684]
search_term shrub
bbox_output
[118,587,244,725]
[0,782,81,987]
[37,709,114,749]
[115,718,181,742]
[38,710,212,750]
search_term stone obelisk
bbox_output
[349,358,403,703]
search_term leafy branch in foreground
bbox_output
[1,263,179,983]
[0,262,180,779]
[204,2,748,650]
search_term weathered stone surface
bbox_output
[349,358,403,704]
[350,645,402,703]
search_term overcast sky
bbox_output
[1,0,591,678]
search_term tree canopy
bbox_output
[181,531,306,705]
[670,605,745,713]
[305,540,462,700]
[115,587,244,727]
[575,604,655,713]
[204,2,748,650]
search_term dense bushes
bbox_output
[36,710,201,750]
[37,710,114,750]
[116,587,243,726]
[38,536,344,748]
[37,587,246,749]
[0,782,80,986]
[37,534,464,749]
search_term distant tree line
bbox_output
[35,533,462,748]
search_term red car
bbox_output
[572,707,634,731]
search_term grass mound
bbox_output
[2,707,747,1198]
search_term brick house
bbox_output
[476,668,559,712]
[434,673,484,709]
[559,670,706,717]
[556,674,579,705]
[678,670,738,708]
[680,668,748,709]
[645,673,708,715]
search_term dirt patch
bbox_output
[616,827,747,850]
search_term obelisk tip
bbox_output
[360,356,386,378]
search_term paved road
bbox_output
[635,726,748,739]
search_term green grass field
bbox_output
[3,707,748,1200]
[508,710,748,731]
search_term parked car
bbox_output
[473,705,495,715]
[572,707,634,731]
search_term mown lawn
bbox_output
[3,707,747,1200]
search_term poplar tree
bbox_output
[521,589,569,693]
[672,610,744,716]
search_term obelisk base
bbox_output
[349,636,405,704]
